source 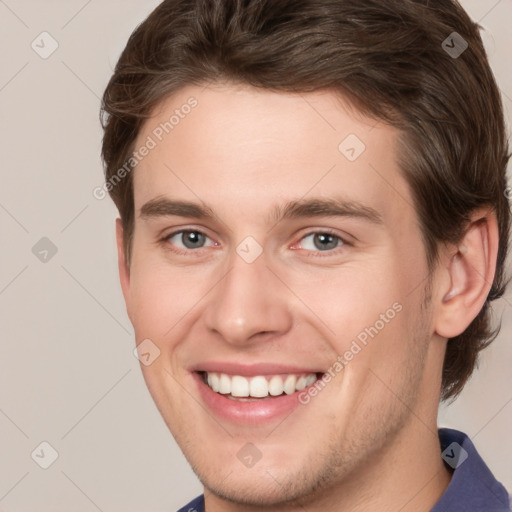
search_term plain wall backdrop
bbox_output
[0,0,511,510]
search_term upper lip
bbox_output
[191,362,324,376]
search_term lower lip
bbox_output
[193,372,309,425]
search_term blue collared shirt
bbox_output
[177,428,510,511]
[432,428,509,511]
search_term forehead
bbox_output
[131,83,413,226]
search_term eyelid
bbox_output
[290,228,351,253]
[160,226,214,242]
[166,229,216,244]
[159,226,352,256]
[159,227,219,256]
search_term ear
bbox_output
[115,218,133,323]
[434,208,499,339]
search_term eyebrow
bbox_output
[140,197,215,220]
[270,197,383,225]
[139,196,383,225]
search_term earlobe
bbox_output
[435,211,498,339]
[115,219,133,321]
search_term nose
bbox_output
[202,251,293,346]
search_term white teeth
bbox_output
[219,373,231,394]
[207,372,220,392]
[296,375,307,390]
[268,375,284,396]
[250,376,268,398]
[283,375,296,395]
[305,374,317,387]
[231,376,249,397]
[204,372,319,398]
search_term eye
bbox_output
[163,230,216,251]
[297,231,345,252]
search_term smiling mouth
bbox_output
[199,371,323,400]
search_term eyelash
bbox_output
[293,229,349,257]
[159,230,218,257]
[159,228,350,257]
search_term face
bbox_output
[119,83,440,506]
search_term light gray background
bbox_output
[0,1,511,510]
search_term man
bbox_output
[100,0,511,510]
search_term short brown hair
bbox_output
[100,0,510,400]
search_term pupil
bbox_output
[183,231,204,249]
[314,233,337,250]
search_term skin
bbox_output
[116,83,498,511]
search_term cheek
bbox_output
[285,259,420,382]
[290,262,404,343]
[127,257,192,339]
[128,276,168,337]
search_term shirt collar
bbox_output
[432,428,510,511]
